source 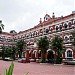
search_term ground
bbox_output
[0,60,75,75]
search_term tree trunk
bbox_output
[41,52,46,63]
[18,51,22,58]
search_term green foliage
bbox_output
[51,35,63,64]
[16,40,25,50]
[38,36,49,62]
[4,62,14,75]
[38,36,49,53]
[16,39,26,58]
[2,46,18,60]
[51,35,63,50]
[71,30,75,46]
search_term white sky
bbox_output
[0,0,75,33]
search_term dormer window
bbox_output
[46,18,48,20]
[44,14,51,21]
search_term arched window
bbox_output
[67,50,72,58]
[56,26,59,32]
[50,28,52,32]
[74,21,75,25]
[59,25,62,31]
[69,36,73,42]
[64,23,67,29]
[64,36,68,42]
[68,22,72,28]
[46,29,49,33]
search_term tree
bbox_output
[16,39,26,58]
[11,46,18,60]
[10,30,17,34]
[51,35,63,64]
[38,36,49,63]
[71,30,75,46]
[0,21,4,34]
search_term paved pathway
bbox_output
[0,60,75,75]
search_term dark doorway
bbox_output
[47,51,54,63]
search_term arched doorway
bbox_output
[38,50,41,59]
[47,50,54,63]
[33,50,37,62]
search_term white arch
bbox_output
[65,48,73,58]
[63,22,68,25]
[33,50,37,58]
[47,49,55,54]
[64,35,69,39]
[33,50,37,54]
[38,50,41,53]
[29,50,31,54]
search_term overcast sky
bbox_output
[0,0,74,33]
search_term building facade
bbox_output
[0,12,75,61]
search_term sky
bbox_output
[0,0,75,33]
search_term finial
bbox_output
[53,12,54,15]
[52,12,55,19]
[39,18,42,23]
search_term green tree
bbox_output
[16,39,26,58]
[71,30,75,46]
[0,21,4,33]
[38,36,49,63]
[51,35,63,64]
[2,46,18,60]
[11,46,18,60]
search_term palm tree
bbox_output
[51,35,63,64]
[0,21,4,33]
[16,39,26,58]
[38,36,49,63]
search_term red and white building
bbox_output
[0,12,75,61]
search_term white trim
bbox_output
[47,49,55,54]
[33,50,37,54]
[38,50,41,53]
[33,50,37,58]
[29,50,31,54]
[65,48,73,58]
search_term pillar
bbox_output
[26,50,29,59]
[36,51,39,62]
[73,50,75,59]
